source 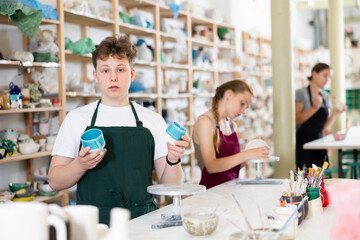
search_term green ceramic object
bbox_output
[306,187,321,201]
[8,183,28,192]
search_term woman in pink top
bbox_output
[192,80,270,189]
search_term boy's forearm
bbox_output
[49,156,86,191]
[159,163,183,184]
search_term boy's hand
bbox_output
[167,135,190,164]
[77,146,107,171]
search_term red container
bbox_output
[320,176,329,207]
[51,98,61,107]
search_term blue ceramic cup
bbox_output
[81,129,105,153]
[165,122,186,145]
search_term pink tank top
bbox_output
[199,129,241,189]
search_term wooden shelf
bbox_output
[194,93,214,98]
[159,5,188,18]
[119,22,157,36]
[191,38,215,48]
[0,60,60,68]
[218,45,235,50]
[0,107,63,115]
[0,14,60,26]
[0,152,52,164]
[134,60,157,68]
[191,15,214,25]
[65,50,92,62]
[160,32,189,43]
[216,22,234,29]
[34,189,68,206]
[192,66,215,72]
[64,9,115,27]
[161,63,189,70]
[118,0,156,8]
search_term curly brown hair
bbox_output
[212,80,253,153]
[92,35,137,69]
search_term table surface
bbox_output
[129,179,356,240]
[303,126,360,150]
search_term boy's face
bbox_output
[93,56,135,106]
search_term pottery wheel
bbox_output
[147,184,206,229]
[237,156,282,185]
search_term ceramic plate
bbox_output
[245,139,269,150]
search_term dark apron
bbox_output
[200,128,241,189]
[296,86,329,168]
[77,100,158,225]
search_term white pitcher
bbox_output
[0,202,66,240]
[64,205,98,240]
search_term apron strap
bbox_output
[307,85,327,107]
[90,100,102,127]
[90,100,143,127]
[129,101,143,127]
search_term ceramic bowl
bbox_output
[0,191,15,201]
[333,133,346,141]
[245,139,268,150]
[182,212,219,236]
[8,183,28,192]
[40,184,53,193]
[19,142,40,154]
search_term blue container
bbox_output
[165,122,186,145]
[81,128,105,153]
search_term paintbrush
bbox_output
[232,193,253,231]
[316,161,328,186]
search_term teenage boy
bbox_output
[49,36,190,225]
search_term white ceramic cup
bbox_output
[0,202,66,240]
[39,122,50,135]
[308,197,323,217]
[107,208,130,240]
[64,205,99,240]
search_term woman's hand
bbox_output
[332,104,348,116]
[167,135,190,163]
[244,146,270,161]
[76,146,107,171]
[312,95,322,110]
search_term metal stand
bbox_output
[237,156,283,185]
[147,184,206,229]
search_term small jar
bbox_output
[283,195,307,225]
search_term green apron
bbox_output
[77,100,158,225]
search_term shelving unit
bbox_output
[29,0,239,183]
[0,0,67,204]
[240,31,274,178]
[294,47,313,89]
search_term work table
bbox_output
[128,179,350,240]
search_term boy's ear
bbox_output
[130,67,136,82]
[93,70,98,83]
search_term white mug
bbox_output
[107,208,130,240]
[64,205,99,240]
[308,197,323,217]
[40,122,50,135]
[0,202,66,240]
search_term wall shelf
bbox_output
[0,152,52,164]
[0,107,63,114]
[64,9,115,27]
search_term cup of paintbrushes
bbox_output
[282,195,307,225]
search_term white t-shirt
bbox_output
[52,101,168,161]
